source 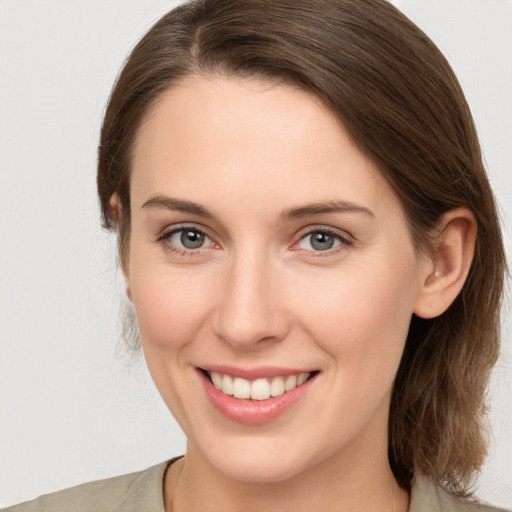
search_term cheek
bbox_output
[128,261,217,354]
[292,256,417,376]
[127,260,221,421]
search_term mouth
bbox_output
[198,367,319,425]
[204,369,317,401]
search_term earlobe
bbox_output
[414,208,477,319]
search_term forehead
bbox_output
[130,75,396,219]
[133,75,347,168]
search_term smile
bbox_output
[208,371,312,401]
[199,367,319,425]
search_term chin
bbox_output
[193,434,324,484]
[215,456,304,483]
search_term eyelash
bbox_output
[156,224,353,257]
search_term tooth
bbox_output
[221,375,234,395]
[270,377,285,397]
[251,378,271,400]
[211,372,222,390]
[233,377,251,399]
[297,372,310,386]
[284,375,297,392]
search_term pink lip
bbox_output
[198,369,317,425]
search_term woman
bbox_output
[5,0,508,510]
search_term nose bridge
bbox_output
[214,246,288,348]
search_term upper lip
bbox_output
[199,365,317,380]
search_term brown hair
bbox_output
[97,0,506,495]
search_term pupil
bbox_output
[311,232,334,251]
[181,230,205,249]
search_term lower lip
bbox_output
[199,370,317,425]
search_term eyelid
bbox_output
[157,221,214,239]
[294,224,353,242]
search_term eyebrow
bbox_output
[141,195,374,221]
[141,195,215,218]
[279,200,374,222]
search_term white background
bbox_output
[0,0,511,508]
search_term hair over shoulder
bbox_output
[96,0,507,494]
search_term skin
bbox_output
[120,76,476,512]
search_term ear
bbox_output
[109,192,122,226]
[109,193,133,302]
[414,208,477,319]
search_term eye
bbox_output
[171,229,207,249]
[297,230,345,252]
[159,226,216,252]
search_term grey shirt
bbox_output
[3,459,509,512]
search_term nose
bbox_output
[212,251,290,350]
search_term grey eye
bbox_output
[298,231,342,251]
[170,229,207,249]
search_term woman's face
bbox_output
[126,76,429,482]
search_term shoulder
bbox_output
[410,475,511,512]
[2,460,173,512]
